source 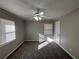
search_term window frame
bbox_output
[0,19,16,47]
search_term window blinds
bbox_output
[0,18,16,45]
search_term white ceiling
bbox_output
[0,0,79,20]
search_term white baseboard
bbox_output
[56,43,76,59]
[3,41,24,59]
[24,40,39,41]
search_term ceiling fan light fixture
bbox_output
[34,16,39,21]
[34,16,42,21]
[39,17,42,20]
[33,9,44,21]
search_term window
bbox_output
[0,18,16,45]
[44,24,53,35]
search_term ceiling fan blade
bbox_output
[39,11,44,15]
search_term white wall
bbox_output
[25,21,54,41]
[25,21,44,41]
[0,9,25,59]
[60,8,79,59]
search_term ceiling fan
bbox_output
[33,9,45,21]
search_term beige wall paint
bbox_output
[60,8,79,59]
[0,9,25,59]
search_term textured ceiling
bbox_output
[0,0,79,20]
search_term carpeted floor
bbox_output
[7,41,73,59]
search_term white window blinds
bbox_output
[44,24,53,35]
[0,18,16,45]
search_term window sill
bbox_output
[0,39,15,48]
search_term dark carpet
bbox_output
[7,41,73,59]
